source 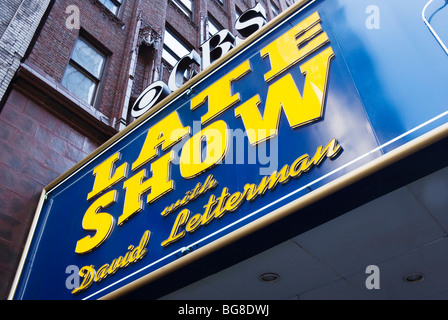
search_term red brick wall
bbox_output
[26,0,137,121]
[0,89,100,298]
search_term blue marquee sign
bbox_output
[10,0,448,299]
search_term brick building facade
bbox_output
[0,0,52,103]
[1,0,292,299]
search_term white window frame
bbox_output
[208,15,222,39]
[98,0,122,15]
[162,28,190,67]
[171,0,193,18]
[61,37,106,107]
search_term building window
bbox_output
[235,6,242,21]
[171,0,193,18]
[98,0,122,15]
[162,28,190,67]
[61,37,106,106]
[208,16,222,38]
[270,2,279,17]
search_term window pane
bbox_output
[172,0,192,17]
[173,3,190,17]
[208,18,220,37]
[62,65,97,105]
[163,29,190,66]
[99,0,119,14]
[164,30,190,59]
[72,39,105,79]
[271,3,279,16]
[179,0,192,11]
[162,49,178,67]
[235,7,241,21]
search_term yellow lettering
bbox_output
[161,209,190,247]
[212,187,231,219]
[120,151,175,226]
[120,245,134,268]
[94,264,110,283]
[130,229,150,262]
[75,190,117,254]
[244,183,259,201]
[72,265,95,295]
[261,11,329,82]
[289,154,309,177]
[162,139,342,249]
[160,175,217,217]
[301,138,342,173]
[132,111,190,171]
[191,60,251,125]
[72,230,150,295]
[180,120,229,179]
[185,213,202,233]
[108,257,122,275]
[257,164,290,195]
[235,47,334,145]
[87,152,127,200]
[201,194,217,226]
[224,191,244,212]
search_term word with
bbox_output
[162,139,342,247]
[365,264,380,290]
[72,230,150,295]
[161,174,217,217]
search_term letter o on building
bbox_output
[131,81,171,118]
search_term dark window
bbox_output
[162,28,190,67]
[235,5,242,21]
[208,15,222,39]
[98,0,122,15]
[171,0,193,18]
[271,2,279,17]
